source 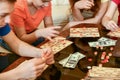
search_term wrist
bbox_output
[35,30,39,38]
[0,69,20,80]
[10,69,21,79]
[35,29,43,38]
[18,42,42,57]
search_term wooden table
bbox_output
[3,23,112,80]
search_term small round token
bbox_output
[87,66,92,69]
[106,56,110,59]
[108,52,112,56]
[110,47,114,51]
[96,45,99,49]
[100,46,103,50]
[94,51,98,56]
[98,63,103,67]
[88,58,93,62]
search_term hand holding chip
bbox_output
[41,48,55,65]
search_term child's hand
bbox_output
[105,20,119,31]
[14,58,47,79]
[41,48,55,65]
[35,26,61,41]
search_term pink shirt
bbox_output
[112,0,120,26]
[10,0,51,33]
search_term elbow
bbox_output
[101,18,105,26]
[19,36,32,44]
[102,17,108,27]
[93,18,101,24]
[95,20,101,24]
[102,16,112,27]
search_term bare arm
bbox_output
[62,1,109,31]
[44,16,53,27]
[72,0,94,21]
[102,1,119,31]
[13,15,60,43]
[13,26,38,44]
[2,30,47,57]
[0,57,48,80]
[79,1,109,24]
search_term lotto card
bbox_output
[40,36,73,54]
[70,27,100,37]
[107,30,120,37]
[88,66,120,79]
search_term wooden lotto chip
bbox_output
[88,58,93,62]
[94,51,98,56]
[108,52,112,56]
[95,45,99,49]
[105,55,110,59]
[101,59,109,64]
[100,46,103,50]
[87,66,92,69]
[110,47,114,51]
[101,52,106,60]
[98,63,103,67]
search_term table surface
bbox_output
[2,23,119,80]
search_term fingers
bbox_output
[45,27,61,40]
[46,30,59,41]
[32,58,47,77]
[42,48,55,65]
[35,63,46,71]
[46,58,55,65]
[34,58,46,66]
[106,21,119,31]
[46,37,54,42]
[52,29,60,34]
[76,0,94,9]
[51,26,61,30]
[85,1,94,9]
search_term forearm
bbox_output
[18,41,42,57]
[17,31,38,44]
[73,9,84,21]
[72,5,84,21]
[102,1,117,28]
[44,16,54,27]
[0,69,19,80]
[3,31,42,57]
[102,16,111,27]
